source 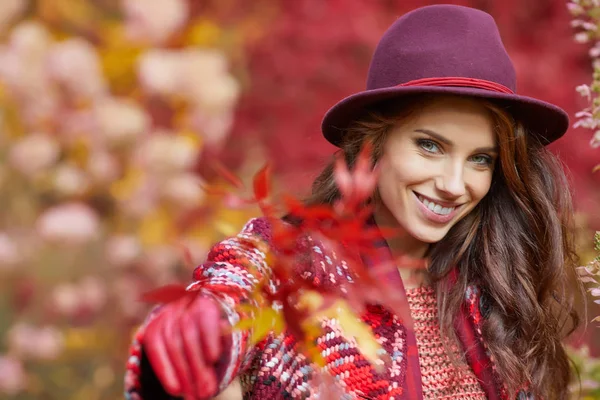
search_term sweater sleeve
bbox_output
[124,217,276,400]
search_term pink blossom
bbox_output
[0,355,25,395]
[187,73,239,113]
[8,20,51,60]
[163,172,205,206]
[179,50,239,112]
[591,130,600,148]
[117,176,159,218]
[46,38,107,100]
[567,3,585,16]
[94,97,150,145]
[189,108,235,148]
[8,133,60,177]
[36,203,100,244]
[590,43,600,58]
[137,131,198,173]
[7,323,64,360]
[34,326,65,360]
[137,48,240,114]
[142,245,179,283]
[122,0,189,45]
[53,164,89,196]
[576,84,592,100]
[79,276,107,311]
[0,22,52,98]
[0,0,27,34]
[575,32,590,43]
[113,274,147,318]
[0,233,21,268]
[51,283,80,317]
[87,151,120,183]
[137,50,182,96]
[105,235,141,267]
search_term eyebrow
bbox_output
[414,128,498,153]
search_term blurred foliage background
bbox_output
[0,0,599,399]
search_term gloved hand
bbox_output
[143,294,230,400]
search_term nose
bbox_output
[435,162,466,198]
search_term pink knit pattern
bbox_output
[406,286,487,400]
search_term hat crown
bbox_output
[367,5,516,92]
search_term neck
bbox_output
[373,204,431,288]
[373,205,429,259]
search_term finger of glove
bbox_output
[162,308,196,398]
[143,311,182,395]
[180,311,217,399]
[191,297,222,363]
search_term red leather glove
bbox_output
[143,294,230,400]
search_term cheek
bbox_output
[466,171,494,205]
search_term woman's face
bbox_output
[376,96,497,245]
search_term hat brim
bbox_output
[321,86,569,147]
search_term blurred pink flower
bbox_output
[8,133,60,177]
[138,49,239,112]
[137,50,182,96]
[7,323,64,360]
[105,235,141,267]
[59,109,97,139]
[34,326,65,360]
[0,233,21,268]
[118,176,159,218]
[122,0,189,45]
[141,245,178,283]
[0,21,52,96]
[163,173,205,207]
[46,38,107,100]
[0,0,26,34]
[53,164,89,196]
[36,203,100,244]
[79,276,107,312]
[87,151,120,183]
[8,20,51,61]
[137,131,198,173]
[94,97,150,145]
[51,283,80,317]
[113,274,147,318]
[0,355,25,395]
[189,108,235,149]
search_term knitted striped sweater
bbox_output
[124,217,532,400]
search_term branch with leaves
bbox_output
[142,144,428,396]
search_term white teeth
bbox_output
[418,195,455,216]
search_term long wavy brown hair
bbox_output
[306,94,580,399]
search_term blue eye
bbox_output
[417,139,440,153]
[470,154,493,166]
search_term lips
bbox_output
[412,191,463,223]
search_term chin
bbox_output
[408,226,449,244]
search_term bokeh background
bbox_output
[0,0,599,399]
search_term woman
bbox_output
[125,5,580,400]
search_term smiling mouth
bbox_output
[414,192,461,216]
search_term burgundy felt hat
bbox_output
[321,4,569,147]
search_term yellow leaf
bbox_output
[186,19,222,47]
[109,167,143,200]
[234,305,284,347]
[98,23,144,92]
[298,290,324,311]
[138,208,176,246]
[304,343,326,368]
[324,300,384,370]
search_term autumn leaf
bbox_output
[140,284,190,304]
[253,163,271,202]
[236,304,286,346]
